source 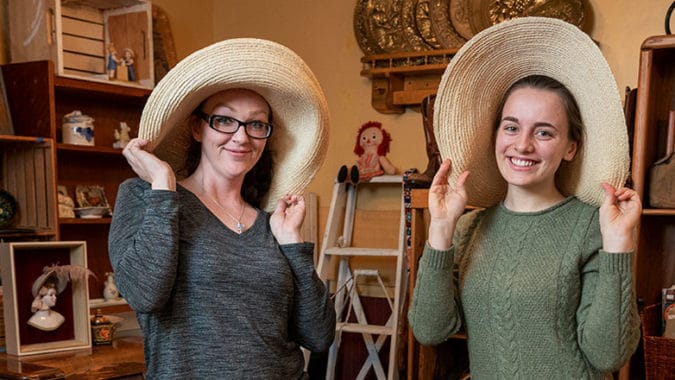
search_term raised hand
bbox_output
[599,182,642,253]
[270,194,305,245]
[427,159,470,250]
[122,138,176,190]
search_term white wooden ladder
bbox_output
[317,175,407,380]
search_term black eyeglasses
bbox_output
[197,110,273,139]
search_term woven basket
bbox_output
[640,304,675,380]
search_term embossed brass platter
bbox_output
[430,0,467,49]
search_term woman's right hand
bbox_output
[122,138,176,190]
[427,158,469,250]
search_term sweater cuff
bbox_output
[598,250,633,273]
[422,242,454,269]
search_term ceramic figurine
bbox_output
[28,264,94,331]
[28,281,65,331]
[123,48,136,81]
[113,122,131,149]
[103,272,120,301]
[107,43,119,80]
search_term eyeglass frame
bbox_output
[196,110,273,139]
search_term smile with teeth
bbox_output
[511,157,536,167]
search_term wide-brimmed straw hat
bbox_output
[434,17,629,208]
[139,38,329,211]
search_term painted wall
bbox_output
[150,0,671,214]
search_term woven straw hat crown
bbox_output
[434,17,629,208]
[139,38,329,211]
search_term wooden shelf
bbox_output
[1,60,145,302]
[360,49,457,114]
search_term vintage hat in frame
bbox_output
[434,16,629,208]
[139,38,329,211]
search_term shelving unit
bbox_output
[0,60,149,304]
[630,34,675,379]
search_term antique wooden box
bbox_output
[9,0,154,89]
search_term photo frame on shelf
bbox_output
[0,241,92,356]
[0,71,14,135]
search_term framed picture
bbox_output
[0,241,91,356]
[0,70,14,135]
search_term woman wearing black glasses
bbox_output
[109,39,334,379]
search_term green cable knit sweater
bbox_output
[408,197,640,379]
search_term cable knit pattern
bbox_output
[408,197,640,379]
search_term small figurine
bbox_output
[107,43,119,79]
[103,272,120,301]
[113,122,131,148]
[57,186,75,218]
[338,121,397,184]
[123,48,136,81]
[28,264,94,331]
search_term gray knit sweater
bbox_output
[109,178,335,379]
[408,197,640,379]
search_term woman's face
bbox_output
[192,89,269,181]
[494,87,577,193]
[42,288,57,308]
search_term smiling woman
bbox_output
[408,17,641,379]
[108,38,335,379]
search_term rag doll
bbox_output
[338,121,397,183]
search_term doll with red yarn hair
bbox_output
[338,121,397,183]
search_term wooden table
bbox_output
[0,336,144,379]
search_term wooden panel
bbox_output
[1,61,56,139]
[0,137,58,237]
[62,51,105,73]
[61,3,104,23]
[8,0,58,64]
[62,34,105,57]
[61,17,104,40]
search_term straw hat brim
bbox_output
[139,38,329,211]
[434,17,629,208]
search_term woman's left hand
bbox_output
[270,194,305,245]
[599,182,642,253]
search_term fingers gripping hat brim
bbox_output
[139,38,329,211]
[434,17,629,208]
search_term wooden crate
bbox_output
[0,241,91,356]
[0,136,58,240]
[9,0,154,89]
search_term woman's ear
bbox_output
[563,140,578,162]
[189,115,203,142]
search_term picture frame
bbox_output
[0,241,91,356]
[0,70,14,135]
[75,185,110,209]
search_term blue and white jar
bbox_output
[62,110,95,146]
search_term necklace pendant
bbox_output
[236,222,244,234]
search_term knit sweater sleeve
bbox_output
[575,216,640,372]
[108,178,180,313]
[280,243,336,352]
[407,243,460,345]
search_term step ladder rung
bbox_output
[336,322,394,336]
[324,247,400,257]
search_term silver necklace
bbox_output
[204,194,246,234]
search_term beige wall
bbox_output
[1,0,671,214]
[151,0,670,214]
